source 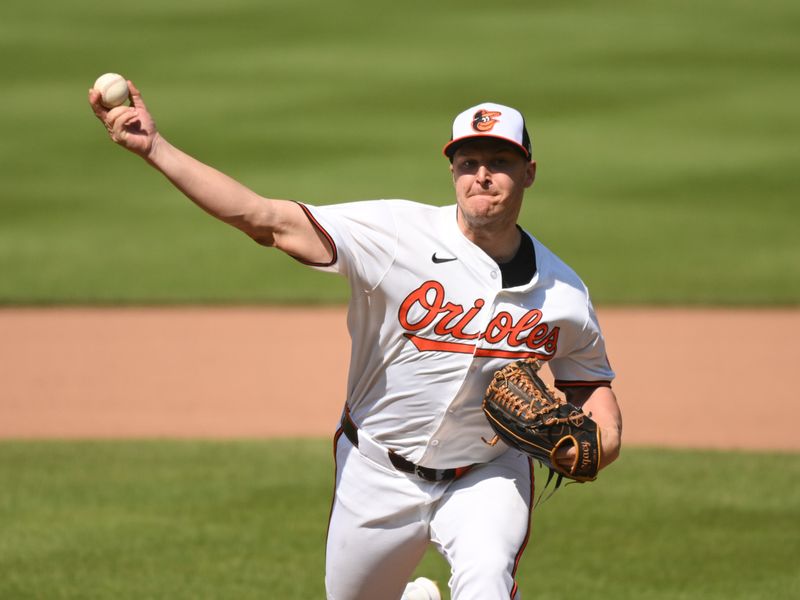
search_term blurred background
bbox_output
[2,0,798,306]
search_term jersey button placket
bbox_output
[474,287,502,357]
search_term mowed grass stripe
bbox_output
[1,441,798,599]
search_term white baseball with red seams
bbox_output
[301,199,613,599]
[93,73,129,108]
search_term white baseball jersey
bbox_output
[301,199,614,469]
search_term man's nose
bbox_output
[475,165,491,185]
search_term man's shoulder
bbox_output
[524,232,589,293]
[315,198,447,214]
[308,200,452,240]
[385,199,451,216]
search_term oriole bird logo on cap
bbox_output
[472,109,502,132]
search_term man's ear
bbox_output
[525,160,537,188]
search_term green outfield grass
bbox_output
[1,0,798,305]
[0,441,798,599]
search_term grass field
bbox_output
[1,0,799,305]
[2,3,798,598]
[1,441,798,599]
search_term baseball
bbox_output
[402,577,441,600]
[403,587,428,600]
[414,577,441,600]
[93,73,129,108]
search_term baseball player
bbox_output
[89,84,623,600]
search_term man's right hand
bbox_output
[88,80,159,160]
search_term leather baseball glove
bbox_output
[482,358,601,484]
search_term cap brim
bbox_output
[443,135,531,160]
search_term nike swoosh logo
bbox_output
[431,252,458,264]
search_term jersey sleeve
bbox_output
[548,298,615,389]
[297,201,398,291]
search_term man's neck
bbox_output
[459,218,522,264]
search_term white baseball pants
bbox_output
[325,432,534,600]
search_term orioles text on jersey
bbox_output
[398,280,560,359]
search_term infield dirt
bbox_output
[1,307,797,450]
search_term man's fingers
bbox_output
[128,81,145,109]
[107,106,138,138]
[89,79,153,156]
[107,105,134,123]
[554,445,577,469]
[88,89,109,120]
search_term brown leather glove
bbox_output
[482,358,601,483]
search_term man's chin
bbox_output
[458,207,497,230]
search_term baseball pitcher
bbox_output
[89,84,623,600]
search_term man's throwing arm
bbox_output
[88,80,332,265]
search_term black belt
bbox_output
[340,411,473,483]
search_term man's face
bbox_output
[450,138,536,229]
